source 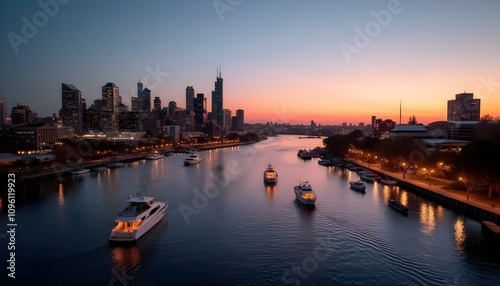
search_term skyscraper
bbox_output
[447,92,480,121]
[212,67,223,127]
[137,80,143,99]
[142,88,151,112]
[11,104,32,127]
[223,109,231,130]
[236,109,244,131]
[186,86,195,112]
[0,98,7,126]
[194,93,207,130]
[60,83,83,133]
[154,97,161,111]
[102,82,120,130]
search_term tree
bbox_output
[454,140,500,200]
[323,134,349,158]
[408,115,418,125]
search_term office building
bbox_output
[186,86,195,112]
[102,82,120,130]
[236,109,244,131]
[11,104,33,127]
[194,93,207,131]
[0,98,7,126]
[60,83,84,133]
[154,97,161,111]
[447,92,480,121]
[212,67,223,127]
[142,88,151,112]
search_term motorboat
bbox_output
[184,153,204,165]
[263,164,278,184]
[349,180,366,192]
[388,199,408,214]
[91,165,108,172]
[318,159,333,166]
[70,168,90,175]
[109,191,168,243]
[146,153,165,160]
[163,151,173,157]
[358,170,381,182]
[297,149,312,160]
[294,181,316,206]
[380,178,398,186]
[108,161,125,168]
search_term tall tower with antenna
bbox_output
[212,65,224,127]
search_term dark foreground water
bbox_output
[1,135,499,285]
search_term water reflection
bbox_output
[420,203,435,234]
[110,246,142,283]
[400,192,408,207]
[454,217,466,251]
[265,185,277,197]
[294,200,316,217]
[58,183,65,206]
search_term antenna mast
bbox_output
[399,99,402,125]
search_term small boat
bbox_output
[263,164,278,184]
[108,161,125,168]
[91,165,108,172]
[349,180,366,192]
[380,178,398,186]
[318,159,333,166]
[184,153,204,165]
[358,170,381,182]
[163,151,173,157]
[294,181,316,206]
[388,199,408,214]
[109,189,168,243]
[70,168,90,175]
[145,153,165,160]
[297,149,312,160]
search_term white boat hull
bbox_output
[294,188,315,206]
[109,202,167,242]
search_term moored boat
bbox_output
[70,168,90,175]
[380,178,398,186]
[108,161,125,168]
[263,164,278,184]
[388,199,408,214]
[146,153,165,160]
[294,181,316,206]
[109,190,168,243]
[349,180,366,192]
[91,165,108,172]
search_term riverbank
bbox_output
[13,140,262,182]
[345,158,500,224]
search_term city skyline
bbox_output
[1,0,499,125]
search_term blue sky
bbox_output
[1,0,499,124]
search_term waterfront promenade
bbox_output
[346,158,500,221]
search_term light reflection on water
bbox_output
[454,217,466,251]
[3,135,500,285]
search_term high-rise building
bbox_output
[168,101,177,120]
[186,86,195,112]
[212,67,223,127]
[137,80,143,99]
[194,93,207,130]
[11,104,32,127]
[102,82,120,130]
[0,98,7,126]
[236,109,244,131]
[60,83,83,133]
[154,97,161,111]
[223,109,231,130]
[142,88,151,112]
[447,92,480,121]
[131,97,142,112]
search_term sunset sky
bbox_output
[1,0,499,125]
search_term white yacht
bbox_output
[145,153,165,160]
[70,168,90,175]
[184,153,204,165]
[109,192,168,243]
[294,181,316,206]
[358,170,381,182]
[263,164,278,184]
